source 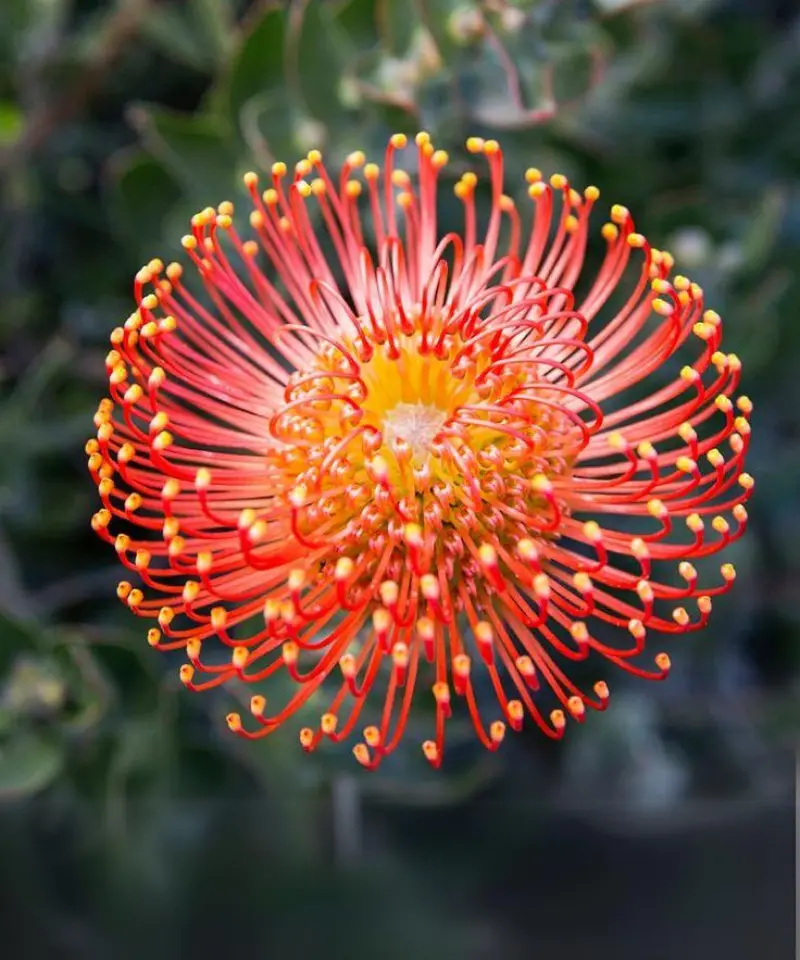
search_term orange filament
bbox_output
[89,134,753,769]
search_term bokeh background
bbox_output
[0,0,797,957]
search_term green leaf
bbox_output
[0,732,64,801]
[140,0,235,71]
[126,106,239,206]
[6,337,72,414]
[190,0,236,64]
[0,611,42,675]
[376,0,417,57]
[416,0,473,62]
[334,0,381,49]
[107,148,183,250]
[0,100,23,147]
[141,6,214,71]
[474,11,596,130]
[222,6,287,121]
[0,535,32,623]
[107,715,173,793]
[237,89,299,168]
[286,0,353,125]
[1,655,65,720]
[0,0,68,59]
[739,189,785,273]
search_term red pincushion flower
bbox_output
[88,133,753,769]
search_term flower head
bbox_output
[89,133,753,769]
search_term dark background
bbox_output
[0,1,797,958]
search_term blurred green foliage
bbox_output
[0,1,798,956]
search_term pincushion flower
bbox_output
[88,133,753,769]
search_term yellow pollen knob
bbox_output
[573,572,592,593]
[339,654,357,679]
[115,535,130,554]
[568,697,585,718]
[571,622,589,644]
[211,607,227,629]
[249,696,266,717]
[516,539,538,561]
[453,654,471,677]
[673,607,689,626]
[392,642,409,667]
[420,575,439,600]
[478,543,498,567]
[226,713,242,732]
[516,655,535,677]
[371,608,390,635]
[712,516,730,535]
[322,713,338,735]
[637,441,656,459]
[404,523,424,547]
[629,619,645,639]
[637,581,654,603]
[282,641,299,664]
[533,574,550,598]
[582,521,601,542]
[335,556,354,580]
[185,638,201,660]
[380,580,399,606]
